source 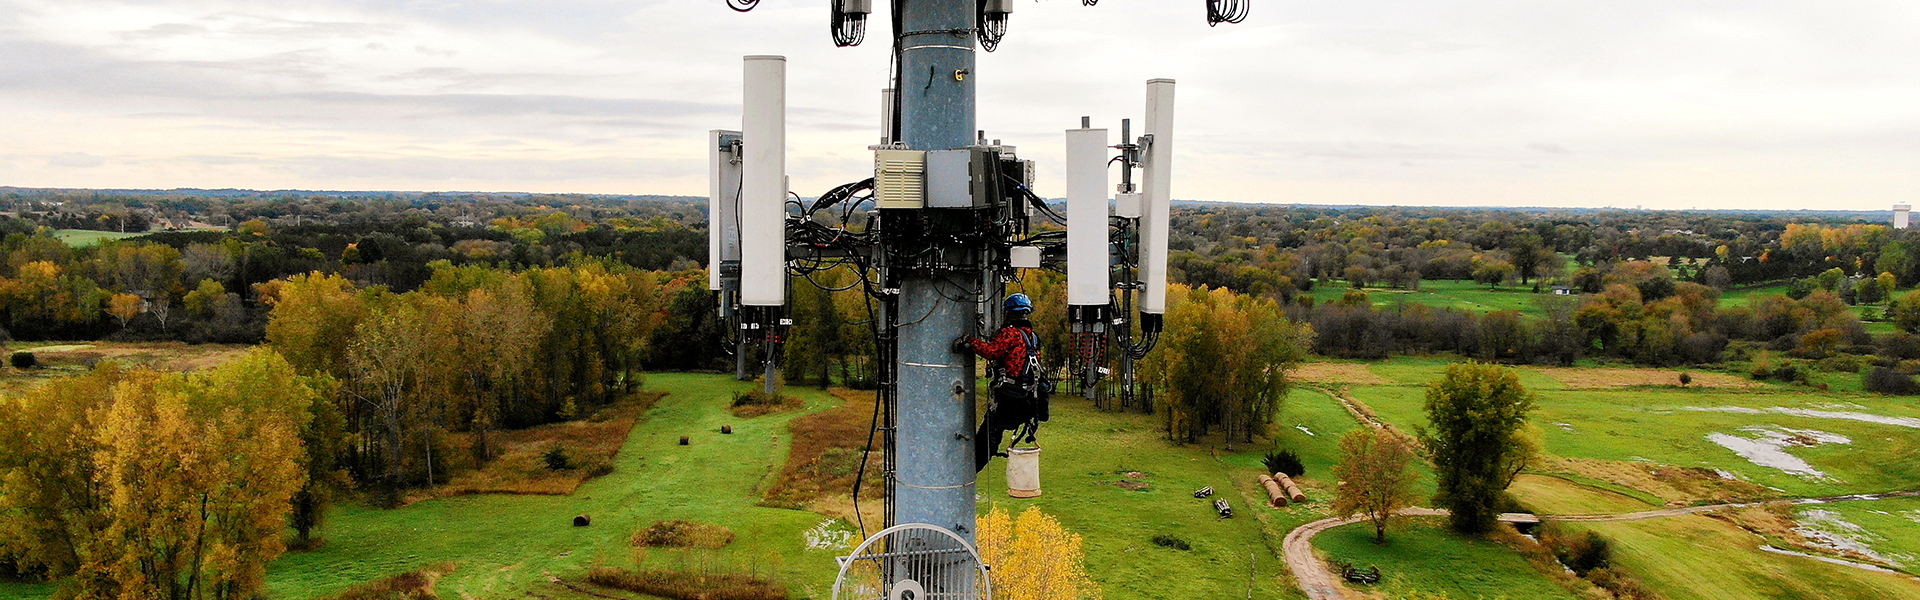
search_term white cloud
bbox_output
[0,0,1916,208]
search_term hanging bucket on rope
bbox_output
[1007,446,1042,498]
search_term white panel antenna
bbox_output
[1066,127,1110,307]
[1138,78,1175,315]
[741,56,787,307]
[708,129,743,291]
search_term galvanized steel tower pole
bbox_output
[891,0,980,541]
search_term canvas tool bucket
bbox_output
[1007,446,1042,498]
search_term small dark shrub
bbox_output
[9,352,35,369]
[1150,534,1191,551]
[1678,372,1692,386]
[1585,567,1659,600]
[731,390,781,407]
[635,520,735,549]
[329,562,456,600]
[1543,527,1613,576]
[1864,367,1919,395]
[1262,450,1306,477]
[543,443,571,471]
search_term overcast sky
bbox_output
[2,0,1916,210]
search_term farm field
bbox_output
[50,229,139,247]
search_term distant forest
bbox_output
[6,187,1920,391]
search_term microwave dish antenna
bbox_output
[833,523,991,600]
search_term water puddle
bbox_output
[1682,406,1920,429]
[1795,509,1892,565]
[1706,427,1849,478]
[1760,545,1900,574]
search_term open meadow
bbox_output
[1315,356,1920,599]
[1305,279,1559,317]
[49,229,140,247]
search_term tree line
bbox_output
[0,208,706,343]
[265,260,725,500]
[0,350,327,599]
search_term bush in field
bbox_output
[543,443,571,471]
[1542,528,1613,575]
[1263,449,1306,477]
[1863,367,1919,395]
[1150,534,1191,551]
[634,520,735,549]
[9,351,35,369]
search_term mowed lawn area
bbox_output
[51,229,140,247]
[1313,518,1579,600]
[1305,279,1561,317]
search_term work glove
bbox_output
[951,336,973,354]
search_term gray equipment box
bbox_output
[925,147,995,209]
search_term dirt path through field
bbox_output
[1284,491,1920,599]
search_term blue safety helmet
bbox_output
[1004,293,1033,313]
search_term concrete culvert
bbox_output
[573,514,591,527]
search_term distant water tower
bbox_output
[1898,204,1912,229]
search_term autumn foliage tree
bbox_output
[1332,427,1419,544]
[266,260,670,497]
[0,349,323,600]
[1144,285,1312,445]
[1420,362,1536,535]
[976,505,1100,600]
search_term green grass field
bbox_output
[1307,279,1560,317]
[1795,496,1920,572]
[1341,364,1920,498]
[1313,517,1578,600]
[50,229,139,247]
[1323,356,1920,599]
[1569,515,1920,600]
[971,387,1337,599]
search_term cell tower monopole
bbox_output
[705,2,1246,598]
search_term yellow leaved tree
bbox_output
[976,506,1100,600]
